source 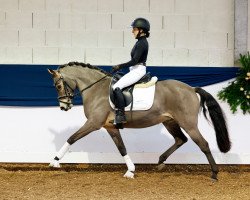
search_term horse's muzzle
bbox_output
[60,106,67,111]
[59,102,73,111]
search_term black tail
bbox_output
[195,87,231,153]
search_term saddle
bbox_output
[109,72,152,107]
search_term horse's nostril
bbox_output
[60,107,65,111]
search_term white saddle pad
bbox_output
[109,77,157,111]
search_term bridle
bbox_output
[54,73,109,106]
[54,75,75,106]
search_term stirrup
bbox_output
[115,110,127,123]
[113,119,126,129]
[112,109,127,129]
[114,116,127,124]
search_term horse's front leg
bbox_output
[106,128,135,179]
[49,120,100,168]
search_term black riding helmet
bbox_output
[131,18,150,32]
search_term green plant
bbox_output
[218,53,250,114]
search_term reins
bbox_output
[74,74,110,97]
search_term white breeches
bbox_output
[112,64,146,90]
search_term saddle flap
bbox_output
[109,74,133,107]
[109,84,156,111]
[109,89,132,107]
[109,72,156,107]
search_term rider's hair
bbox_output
[144,30,150,38]
[139,28,150,38]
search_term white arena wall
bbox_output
[0,80,249,164]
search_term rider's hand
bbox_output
[111,65,121,73]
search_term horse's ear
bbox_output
[47,69,56,76]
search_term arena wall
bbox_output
[0,80,249,164]
[0,1,249,164]
[0,0,234,66]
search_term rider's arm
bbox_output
[118,40,147,69]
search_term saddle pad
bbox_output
[109,85,156,111]
[134,76,158,88]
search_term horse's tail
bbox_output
[195,87,231,153]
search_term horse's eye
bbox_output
[56,85,62,90]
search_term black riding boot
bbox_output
[113,88,127,126]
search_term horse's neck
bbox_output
[65,67,110,95]
[76,68,111,113]
[63,67,102,84]
[79,70,108,87]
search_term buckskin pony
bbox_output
[48,62,231,180]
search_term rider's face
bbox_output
[132,27,139,38]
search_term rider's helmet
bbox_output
[131,18,150,32]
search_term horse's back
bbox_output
[160,79,194,91]
[156,79,196,98]
[154,79,200,121]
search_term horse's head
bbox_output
[48,69,75,111]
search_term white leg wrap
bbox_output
[124,155,135,172]
[124,170,134,179]
[49,159,61,168]
[49,142,70,168]
[56,142,70,159]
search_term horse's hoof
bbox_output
[211,177,218,182]
[123,171,134,179]
[49,160,61,168]
[211,174,218,182]
[157,163,165,171]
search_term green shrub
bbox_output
[218,53,250,114]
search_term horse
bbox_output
[48,62,231,180]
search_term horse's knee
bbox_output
[67,122,101,145]
[67,130,94,145]
[176,136,188,147]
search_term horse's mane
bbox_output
[58,62,111,76]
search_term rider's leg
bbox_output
[112,65,146,90]
[113,87,127,124]
[112,65,146,126]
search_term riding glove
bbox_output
[111,65,121,73]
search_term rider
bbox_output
[112,18,150,126]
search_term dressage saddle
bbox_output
[109,72,152,107]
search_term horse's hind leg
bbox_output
[105,128,135,178]
[184,126,219,180]
[158,120,188,170]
